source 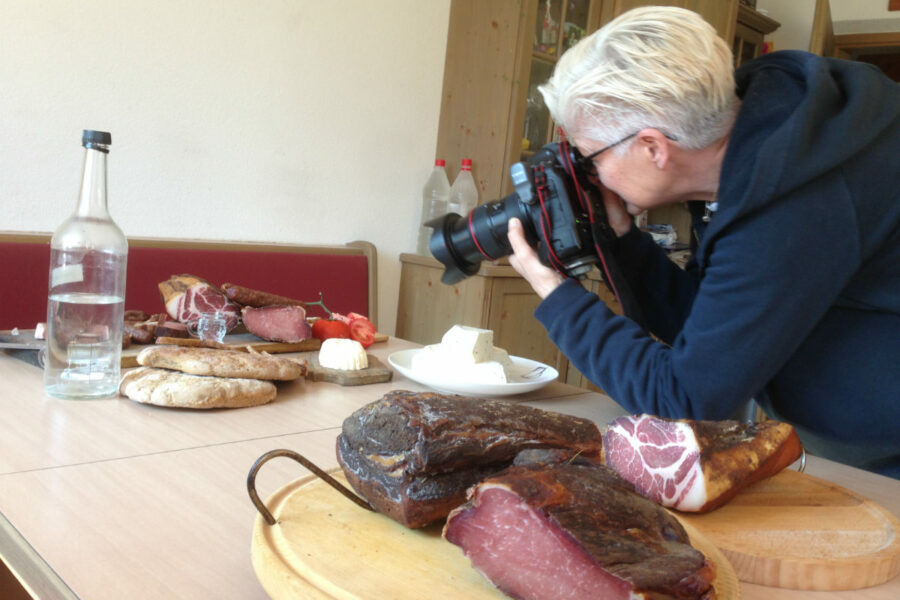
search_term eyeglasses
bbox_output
[577,130,680,169]
[578,132,638,166]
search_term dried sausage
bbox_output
[220,283,306,308]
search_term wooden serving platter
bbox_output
[678,469,900,590]
[251,471,740,600]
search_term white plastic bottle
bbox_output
[416,159,451,256]
[448,158,479,216]
[44,130,128,399]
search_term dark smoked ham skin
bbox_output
[335,390,604,529]
[604,414,803,513]
[443,463,716,600]
[221,283,306,308]
[241,305,311,343]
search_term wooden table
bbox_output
[0,338,898,599]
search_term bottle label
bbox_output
[51,264,84,287]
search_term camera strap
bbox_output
[557,139,649,331]
[589,220,649,332]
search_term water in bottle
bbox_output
[416,159,450,256]
[447,158,479,216]
[44,130,128,399]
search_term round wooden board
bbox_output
[251,470,740,600]
[677,469,900,590]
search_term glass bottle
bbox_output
[44,130,128,399]
[416,159,450,256]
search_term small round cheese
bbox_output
[318,338,368,371]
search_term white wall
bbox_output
[756,0,900,50]
[830,0,899,22]
[756,0,816,52]
[0,0,451,335]
[830,0,900,34]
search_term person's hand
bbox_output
[598,185,636,238]
[507,218,565,299]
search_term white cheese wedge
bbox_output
[439,325,494,364]
[411,327,519,384]
[463,360,510,384]
[318,338,368,371]
[490,346,515,372]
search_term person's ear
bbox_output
[637,128,671,169]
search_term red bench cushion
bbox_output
[1,241,369,330]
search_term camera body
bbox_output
[428,141,615,285]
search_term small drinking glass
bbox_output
[189,312,228,343]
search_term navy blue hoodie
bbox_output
[534,51,900,471]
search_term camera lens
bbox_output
[427,213,477,284]
[427,196,533,285]
[426,142,606,286]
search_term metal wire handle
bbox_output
[246,449,374,526]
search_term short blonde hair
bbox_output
[539,6,739,150]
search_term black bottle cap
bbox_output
[82,130,112,152]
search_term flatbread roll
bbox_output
[119,367,277,409]
[136,345,306,381]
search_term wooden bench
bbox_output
[0,232,377,331]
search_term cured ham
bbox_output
[157,274,241,332]
[335,390,604,528]
[443,462,716,600]
[241,305,311,343]
[603,414,802,512]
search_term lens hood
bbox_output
[427,213,480,284]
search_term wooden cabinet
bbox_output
[434,1,527,204]
[733,4,780,66]
[520,1,604,155]
[435,0,605,203]
[396,253,621,391]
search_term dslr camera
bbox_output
[427,141,618,285]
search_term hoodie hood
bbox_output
[718,50,899,221]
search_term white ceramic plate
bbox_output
[387,349,558,397]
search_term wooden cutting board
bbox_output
[305,354,393,386]
[678,469,900,590]
[251,471,740,600]
[121,332,388,368]
[0,329,44,351]
[120,333,322,368]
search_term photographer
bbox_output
[506,7,900,477]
